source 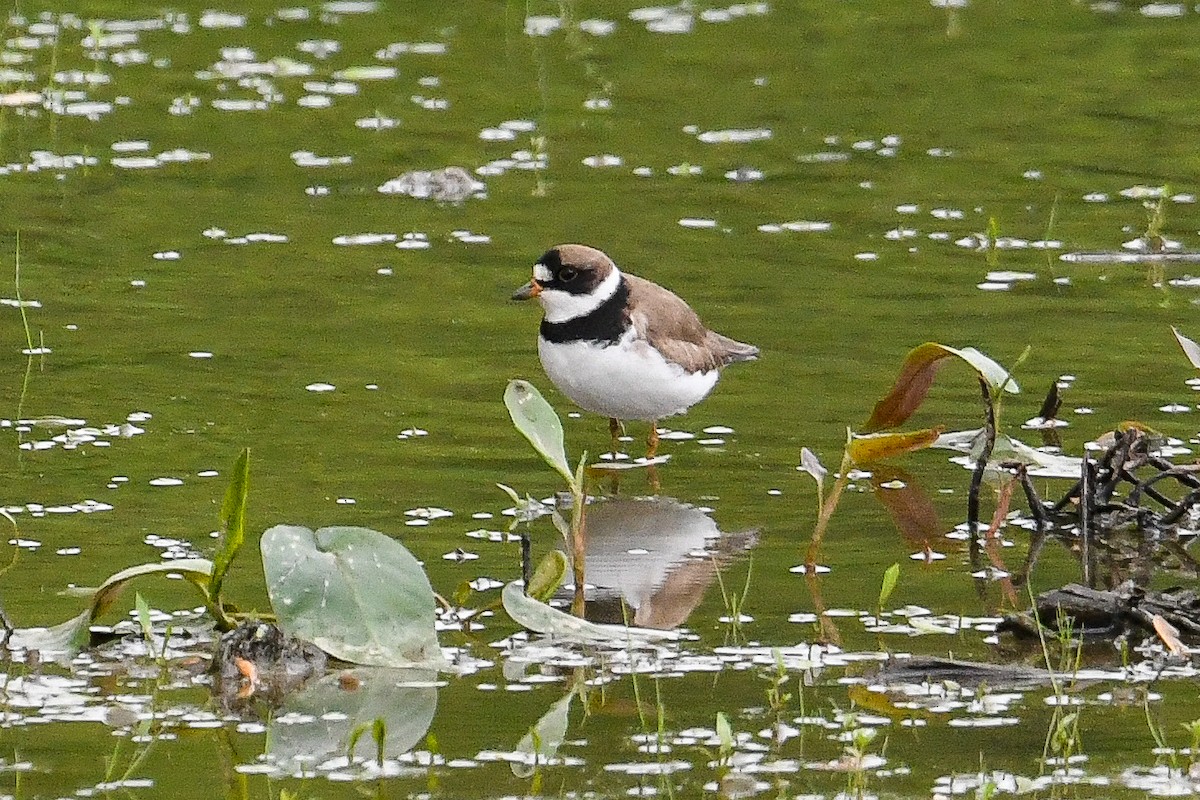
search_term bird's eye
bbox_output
[559,267,578,282]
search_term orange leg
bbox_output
[609,417,622,460]
[646,422,660,460]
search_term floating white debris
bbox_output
[188,352,213,359]
[297,94,332,109]
[149,477,183,487]
[479,127,517,141]
[797,151,850,163]
[678,218,717,228]
[524,15,561,35]
[355,115,399,130]
[1141,3,1185,16]
[931,207,964,220]
[199,11,246,27]
[333,66,396,81]
[1120,184,1166,199]
[332,233,397,246]
[855,252,879,261]
[153,251,181,260]
[696,128,771,143]
[112,156,159,169]
[582,154,623,167]
[378,167,484,201]
[305,383,336,392]
[986,271,1036,282]
[211,98,268,112]
[291,150,352,167]
[580,18,617,35]
[450,230,491,244]
[724,167,763,181]
[111,140,150,153]
[397,427,428,439]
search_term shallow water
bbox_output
[4,1,1200,797]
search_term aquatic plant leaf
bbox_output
[879,563,900,608]
[1174,327,1200,369]
[266,668,437,769]
[504,380,574,487]
[25,559,214,662]
[501,582,679,645]
[798,447,827,492]
[862,343,1018,433]
[7,609,92,663]
[261,525,447,669]
[68,558,215,621]
[212,447,250,605]
[511,687,577,778]
[527,551,568,602]
[932,429,1083,479]
[848,427,942,464]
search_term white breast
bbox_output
[537,331,720,421]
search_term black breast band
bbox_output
[540,278,630,345]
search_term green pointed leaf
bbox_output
[212,447,250,602]
[879,563,900,608]
[261,525,447,669]
[512,688,577,778]
[504,380,574,487]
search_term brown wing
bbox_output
[625,274,759,373]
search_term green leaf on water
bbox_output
[65,558,215,621]
[134,592,153,641]
[716,712,734,756]
[23,559,216,663]
[879,563,900,608]
[261,525,448,669]
[527,550,568,602]
[211,447,250,611]
[504,380,574,488]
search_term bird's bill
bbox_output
[512,279,542,300]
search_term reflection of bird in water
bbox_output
[556,496,757,630]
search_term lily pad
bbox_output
[261,525,447,669]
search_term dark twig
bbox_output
[1081,454,1093,587]
[967,377,996,536]
[1016,464,1048,529]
